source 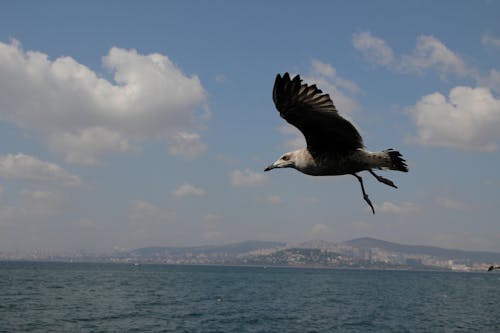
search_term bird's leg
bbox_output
[352,173,375,214]
[369,169,397,189]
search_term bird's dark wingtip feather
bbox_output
[272,71,364,152]
[277,72,302,82]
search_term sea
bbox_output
[1,262,499,333]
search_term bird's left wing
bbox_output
[273,73,363,153]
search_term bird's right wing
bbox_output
[273,73,363,153]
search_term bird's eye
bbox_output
[282,155,290,161]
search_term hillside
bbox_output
[122,238,500,271]
[343,237,500,263]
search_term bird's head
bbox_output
[264,151,297,171]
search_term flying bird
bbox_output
[264,73,408,214]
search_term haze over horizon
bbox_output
[1,1,500,253]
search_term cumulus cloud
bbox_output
[167,131,207,159]
[400,35,469,78]
[230,169,268,187]
[0,153,81,185]
[307,59,360,115]
[352,31,395,67]
[353,33,500,151]
[478,69,500,95]
[0,40,208,164]
[409,86,500,151]
[353,32,469,79]
[128,200,175,222]
[49,127,134,165]
[372,201,419,215]
[172,183,206,198]
[482,33,500,49]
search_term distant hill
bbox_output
[343,237,500,263]
[122,237,499,270]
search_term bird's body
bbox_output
[265,73,408,213]
[276,148,404,176]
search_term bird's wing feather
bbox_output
[273,73,364,153]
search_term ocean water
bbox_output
[1,262,499,333]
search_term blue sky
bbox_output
[1,1,500,253]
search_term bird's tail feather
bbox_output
[384,149,408,172]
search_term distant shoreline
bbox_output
[2,260,492,273]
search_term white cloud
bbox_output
[167,131,207,159]
[436,196,467,210]
[478,69,500,95]
[307,59,360,115]
[353,33,500,151]
[373,201,419,215]
[311,59,336,77]
[0,40,208,164]
[482,33,500,49]
[172,183,206,198]
[230,169,268,187]
[400,35,468,78]
[352,31,395,67]
[0,153,81,185]
[353,33,469,79]
[49,127,134,165]
[128,200,175,222]
[409,86,500,151]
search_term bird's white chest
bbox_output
[295,150,369,176]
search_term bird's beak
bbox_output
[264,164,275,172]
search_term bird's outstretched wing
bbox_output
[273,73,363,153]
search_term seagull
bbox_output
[488,265,500,271]
[264,73,408,214]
